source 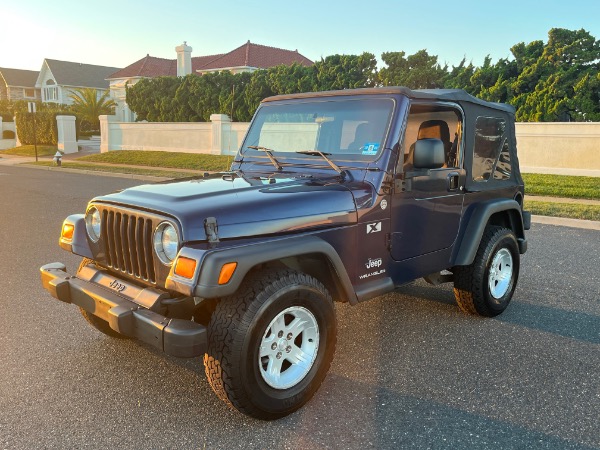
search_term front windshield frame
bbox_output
[241,97,395,163]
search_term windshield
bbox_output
[242,98,394,161]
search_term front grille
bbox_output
[101,210,156,283]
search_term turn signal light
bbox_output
[218,262,237,285]
[61,223,74,240]
[174,256,197,279]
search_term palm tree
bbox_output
[68,88,116,132]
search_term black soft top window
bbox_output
[473,116,512,182]
[460,101,522,191]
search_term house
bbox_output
[107,41,313,121]
[0,67,41,102]
[35,59,121,105]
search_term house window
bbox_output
[44,87,57,101]
[24,88,35,98]
[44,79,57,102]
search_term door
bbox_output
[390,104,465,261]
[390,168,465,261]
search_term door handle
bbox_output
[447,172,460,191]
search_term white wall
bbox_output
[99,117,600,171]
[100,114,249,155]
[515,122,600,170]
[0,118,16,149]
[105,121,212,152]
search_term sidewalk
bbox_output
[57,158,203,174]
[0,154,37,165]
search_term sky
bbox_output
[2,0,599,72]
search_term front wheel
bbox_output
[203,268,336,420]
[453,226,520,317]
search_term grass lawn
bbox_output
[523,173,600,200]
[78,150,234,172]
[525,200,600,221]
[28,161,194,179]
[0,145,58,157]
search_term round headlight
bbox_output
[85,207,101,242]
[154,222,179,265]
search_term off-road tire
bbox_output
[204,268,336,420]
[453,226,520,317]
[77,258,129,339]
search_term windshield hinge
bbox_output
[204,217,220,247]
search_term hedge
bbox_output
[15,112,78,145]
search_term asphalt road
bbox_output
[1,166,598,450]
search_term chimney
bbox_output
[175,41,193,76]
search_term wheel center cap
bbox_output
[277,338,288,351]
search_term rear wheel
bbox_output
[453,226,520,317]
[77,258,129,339]
[204,268,336,420]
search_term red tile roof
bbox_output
[107,55,178,79]
[108,41,312,79]
[197,41,313,71]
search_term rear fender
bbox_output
[453,199,526,266]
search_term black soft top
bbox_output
[263,87,515,114]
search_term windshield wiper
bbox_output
[247,146,282,171]
[296,150,346,178]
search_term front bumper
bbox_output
[40,262,207,358]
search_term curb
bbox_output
[19,163,170,182]
[531,215,600,231]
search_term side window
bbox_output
[401,106,462,171]
[472,116,508,181]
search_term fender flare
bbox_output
[453,199,525,266]
[187,235,357,303]
[59,214,94,259]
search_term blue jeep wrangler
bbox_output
[41,87,530,419]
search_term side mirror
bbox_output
[414,138,445,169]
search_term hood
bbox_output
[94,172,372,241]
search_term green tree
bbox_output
[69,87,115,130]
[510,28,600,121]
[312,53,378,90]
[443,58,476,90]
[0,99,15,121]
[569,72,600,121]
[124,28,600,124]
[379,50,447,88]
[126,77,182,122]
[245,69,275,116]
[266,63,315,94]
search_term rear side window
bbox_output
[472,116,511,181]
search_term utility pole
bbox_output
[28,102,38,162]
[231,84,235,121]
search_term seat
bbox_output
[348,123,374,152]
[404,120,452,168]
